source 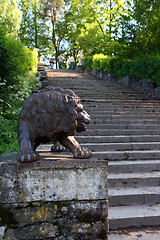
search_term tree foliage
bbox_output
[133,0,160,54]
[19,0,51,52]
[0,0,22,35]
[17,0,160,58]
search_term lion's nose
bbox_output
[77,111,91,124]
[83,111,91,124]
[77,104,83,112]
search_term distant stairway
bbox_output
[47,69,160,231]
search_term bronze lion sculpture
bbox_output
[17,86,92,162]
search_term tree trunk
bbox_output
[51,10,59,69]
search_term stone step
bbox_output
[92,150,160,160]
[37,147,160,161]
[109,186,160,206]
[108,160,160,173]
[38,142,160,153]
[108,171,160,188]
[82,142,160,152]
[86,105,160,111]
[82,129,160,136]
[51,86,145,94]
[87,110,160,116]
[91,118,160,123]
[79,91,153,96]
[76,135,160,143]
[87,108,160,115]
[88,123,160,130]
[89,119,160,124]
[87,105,160,111]
[75,90,145,95]
[89,114,160,120]
[83,101,160,106]
[37,148,160,162]
[109,204,160,230]
[70,88,141,93]
[82,99,160,104]
[80,95,153,100]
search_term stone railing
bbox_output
[37,63,48,89]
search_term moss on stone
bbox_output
[0,204,18,227]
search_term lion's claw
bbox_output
[51,145,68,152]
[74,147,92,159]
[17,150,39,162]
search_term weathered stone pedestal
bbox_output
[0,152,108,240]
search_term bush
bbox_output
[110,58,130,79]
[100,57,111,72]
[130,55,160,86]
[92,53,108,70]
[0,73,40,155]
[84,53,160,86]
[0,115,19,155]
[84,56,93,69]
[0,26,39,155]
[0,28,38,86]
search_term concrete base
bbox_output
[0,152,108,240]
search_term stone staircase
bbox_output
[46,69,160,231]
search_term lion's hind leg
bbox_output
[51,141,68,152]
[17,121,39,162]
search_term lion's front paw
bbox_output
[73,148,92,159]
[17,149,39,162]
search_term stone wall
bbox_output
[0,153,108,240]
[81,68,160,99]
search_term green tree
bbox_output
[19,0,51,52]
[0,0,21,35]
[133,0,160,54]
[65,0,129,57]
[41,0,66,66]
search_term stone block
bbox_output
[99,70,108,80]
[105,73,117,82]
[134,79,155,93]
[96,69,101,78]
[0,153,108,240]
[85,68,92,74]
[117,75,133,87]
[154,87,160,99]
[39,80,49,89]
[91,69,97,77]
[76,65,85,73]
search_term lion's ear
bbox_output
[63,95,69,104]
[63,95,73,104]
